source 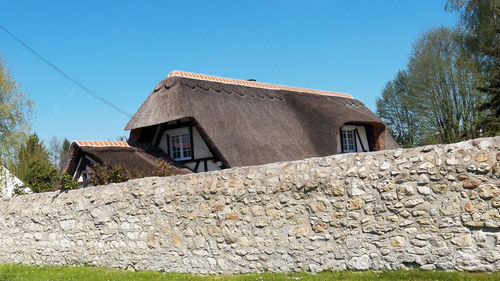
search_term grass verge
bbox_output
[0,264,498,281]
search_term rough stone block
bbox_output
[389,236,406,247]
[348,198,363,210]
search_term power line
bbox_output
[0,24,144,126]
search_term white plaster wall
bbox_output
[192,127,213,159]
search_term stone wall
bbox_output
[0,137,499,273]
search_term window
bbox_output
[341,129,356,153]
[169,129,192,161]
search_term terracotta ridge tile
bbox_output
[74,140,130,147]
[167,70,353,99]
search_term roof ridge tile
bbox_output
[167,70,353,99]
[74,140,130,147]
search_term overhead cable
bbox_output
[0,24,144,126]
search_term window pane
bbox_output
[171,135,181,159]
[170,132,192,160]
[182,134,191,158]
[342,130,355,152]
[347,131,354,150]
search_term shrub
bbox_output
[89,164,145,186]
[152,159,173,177]
[12,184,30,196]
[57,173,78,191]
[88,159,174,186]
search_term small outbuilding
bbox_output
[62,141,190,186]
[0,166,26,198]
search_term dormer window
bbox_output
[168,128,192,161]
[153,120,221,172]
[340,124,372,153]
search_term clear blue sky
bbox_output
[1,0,458,145]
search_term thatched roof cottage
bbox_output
[125,71,398,172]
[64,71,397,182]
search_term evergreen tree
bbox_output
[12,134,58,193]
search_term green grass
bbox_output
[0,264,498,281]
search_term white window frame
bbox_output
[341,126,357,153]
[168,127,192,161]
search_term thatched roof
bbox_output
[62,141,191,177]
[126,71,398,167]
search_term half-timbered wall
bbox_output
[156,121,221,173]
